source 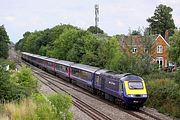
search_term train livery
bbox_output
[21,52,148,109]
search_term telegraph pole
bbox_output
[95,4,99,34]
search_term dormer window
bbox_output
[132,48,137,53]
[157,45,163,53]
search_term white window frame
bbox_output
[157,45,163,53]
[132,47,137,53]
[156,57,164,68]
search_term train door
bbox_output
[101,76,105,90]
[119,81,123,96]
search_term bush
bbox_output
[12,65,38,96]
[146,79,180,118]
[174,69,180,85]
[48,93,73,120]
[0,65,38,102]
[0,59,16,70]
[143,70,175,81]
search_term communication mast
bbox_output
[95,4,99,34]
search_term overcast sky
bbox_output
[1,0,180,43]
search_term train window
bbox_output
[78,71,92,80]
[71,68,79,77]
[61,65,68,72]
[56,64,68,72]
[48,62,52,66]
[128,81,143,89]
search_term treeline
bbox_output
[16,24,156,76]
[0,25,9,59]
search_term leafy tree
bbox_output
[131,30,141,35]
[169,29,180,65]
[87,26,104,34]
[0,25,10,59]
[147,4,176,37]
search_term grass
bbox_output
[1,93,73,120]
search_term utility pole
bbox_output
[95,4,99,34]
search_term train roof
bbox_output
[95,69,109,75]
[55,60,74,66]
[101,71,133,79]
[45,57,59,62]
[71,64,100,73]
[22,52,33,56]
[22,52,40,58]
[35,55,48,60]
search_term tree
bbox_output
[131,30,141,35]
[168,29,180,65]
[147,4,176,37]
[0,25,10,59]
[87,26,104,34]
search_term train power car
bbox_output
[21,52,148,109]
[94,71,147,109]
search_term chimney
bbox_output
[165,30,169,43]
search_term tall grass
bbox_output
[4,99,36,119]
[2,93,73,120]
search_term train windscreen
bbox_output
[128,81,143,89]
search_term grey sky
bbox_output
[0,0,180,43]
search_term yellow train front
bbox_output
[121,75,148,108]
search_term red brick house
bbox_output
[120,33,170,68]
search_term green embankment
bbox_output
[144,71,180,118]
[0,62,73,120]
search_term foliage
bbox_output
[0,65,37,102]
[0,59,16,70]
[15,24,78,55]
[0,25,10,59]
[48,93,73,120]
[12,66,38,96]
[168,29,180,65]
[87,26,104,34]
[147,4,176,37]
[3,93,73,120]
[174,69,180,85]
[131,30,141,35]
[143,70,175,81]
[0,66,11,101]
[146,79,180,118]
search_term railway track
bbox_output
[31,66,162,119]
[34,70,112,120]
[20,59,164,120]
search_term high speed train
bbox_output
[21,52,148,109]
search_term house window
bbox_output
[132,48,137,53]
[144,48,148,53]
[156,57,163,68]
[157,45,163,53]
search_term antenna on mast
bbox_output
[95,4,99,34]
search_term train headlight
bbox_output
[127,94,134,97]
[142,94,147,97]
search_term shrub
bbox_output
[48,93,73,120]
[0,65,38,102]
[0,59,16,70]
[174,69,180,85]
[12,65,38,96]
[146,79,180,118]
